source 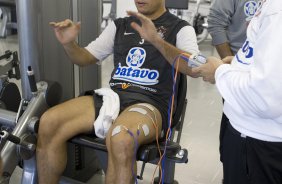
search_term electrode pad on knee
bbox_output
[111,125,122,136]
[141,124,150,136]
[111,124,150,137]
[111,125,135,137]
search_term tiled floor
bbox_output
[1,20,224,184]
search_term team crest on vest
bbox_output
[113,47,159,85]
[244,1,259,21]
[126,47,146,67]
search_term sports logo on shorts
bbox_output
[244,1,259,21]
[113,47,159,85]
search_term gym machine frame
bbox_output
[0,0,189,183]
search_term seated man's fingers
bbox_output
[127,11,139,18]
[62,19,73,27]
[49,22,64,28]
[130,22,141,33]
[49,22,56,27]
[49,20,73,28]
[127,11,149,24]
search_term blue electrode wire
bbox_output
[180,55,190,63]
[161,56,179,184]
[161,53,190,183]
[128,128,139,184]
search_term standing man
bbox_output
[36,0,199,184]
[208,0,260,58]
[207,0,261,164]
[195,0,282,184]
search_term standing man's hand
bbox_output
[49,19,81,46]
[192,56,223,84]
[222,56,234,64]
[127,11,161,45]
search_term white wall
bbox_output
[116,0,136,18]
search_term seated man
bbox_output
[36,0,199,183]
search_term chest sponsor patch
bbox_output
[113,47,159,85]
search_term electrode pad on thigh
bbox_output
[137,103,155,112]
[129,107,147,115]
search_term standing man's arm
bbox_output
[215,43,234,59]
[207,0,236,58]
[194,9,282,118]
[127,11,200,77]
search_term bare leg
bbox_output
[105,126,116,184]
[106,103,162,184]
[36,96,96,184]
